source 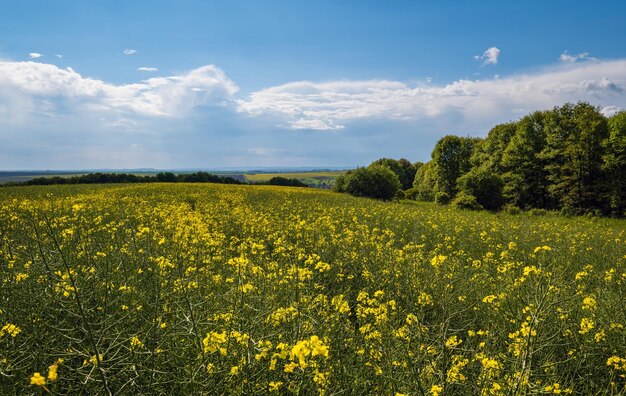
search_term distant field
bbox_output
[244,171,345,188]
[0,173,87,183]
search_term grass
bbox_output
[0,183,625,394]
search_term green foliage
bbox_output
[412,161,436,201]
[9,172,244,187]
[413,102,622,216]
[457,168,505,211]
[403,187,419,201]
[540,103,609,213]
[431,135,480,197]
[370,158,417,190]
[434,191,450,205]
[451,192,483,210]
[528,208,548,216]
[501,112,550,209]
[503,204,521,215]
[266,176,308,187]
[471,122,517,173]
[341,165,401,200]
[605,111,626,214]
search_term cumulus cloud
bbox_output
[123,49,137,55]
[0,61,238,118]
[560,51,590,63]
[29,52,43,59]
[474,47,500,65]
[138,66,158,72]
[238,59,626,130]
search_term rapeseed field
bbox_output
[0,183,625,394]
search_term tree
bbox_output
[267,177,308,187]
[604,111,626,214]
[471,122,518,172]
[431,135,480,197]
[540,103,609,213]
[341,165,401,200]
[369,158,416,190]
[501,111,550,209]
[156,172,177,182]
[412,161,436,201]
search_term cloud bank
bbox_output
[238,59,626,130]
[2,56,626,169]
[0,61,238,119]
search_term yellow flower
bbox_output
[430,255,447,268]
[310,335,329,358]
[582,297,596,310]
[269,381,283,392]
[431,384,443,396]
[130,335,144,350]
[445,335,462,349]
[0,323,21,337]
[284,362,299,373]
[418,292,433,306]
[579,317,595,334]
[47,359,63,382]
[30,372,46,386]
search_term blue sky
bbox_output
[1,0,626,169]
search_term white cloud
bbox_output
[123,49,137,55]
[0,61,238,118]
[238,59,626,130]
[138,67,158,72]
[475,47,500,65]
[29,52,43,59]
[601,105,622,117]
[55,54,63,58]
[560,51,590,63]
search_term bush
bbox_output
[342,165,401,200]
[434,191,451,205]
[456,168,505,211]
[503,204,521,215]
[529,208,548,216]
[452,192,483,210]
[403,187,419,201]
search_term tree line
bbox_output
[336,102,626,216]
[3,172,311,189]
[5,172,243,186]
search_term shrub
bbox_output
[452,192,483,210]
[403,187,419,201]
[503,204,521,215]
[456,168,505,211]
[342,165,401,200]
[434,191,451,205]
[529,208,547,216]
